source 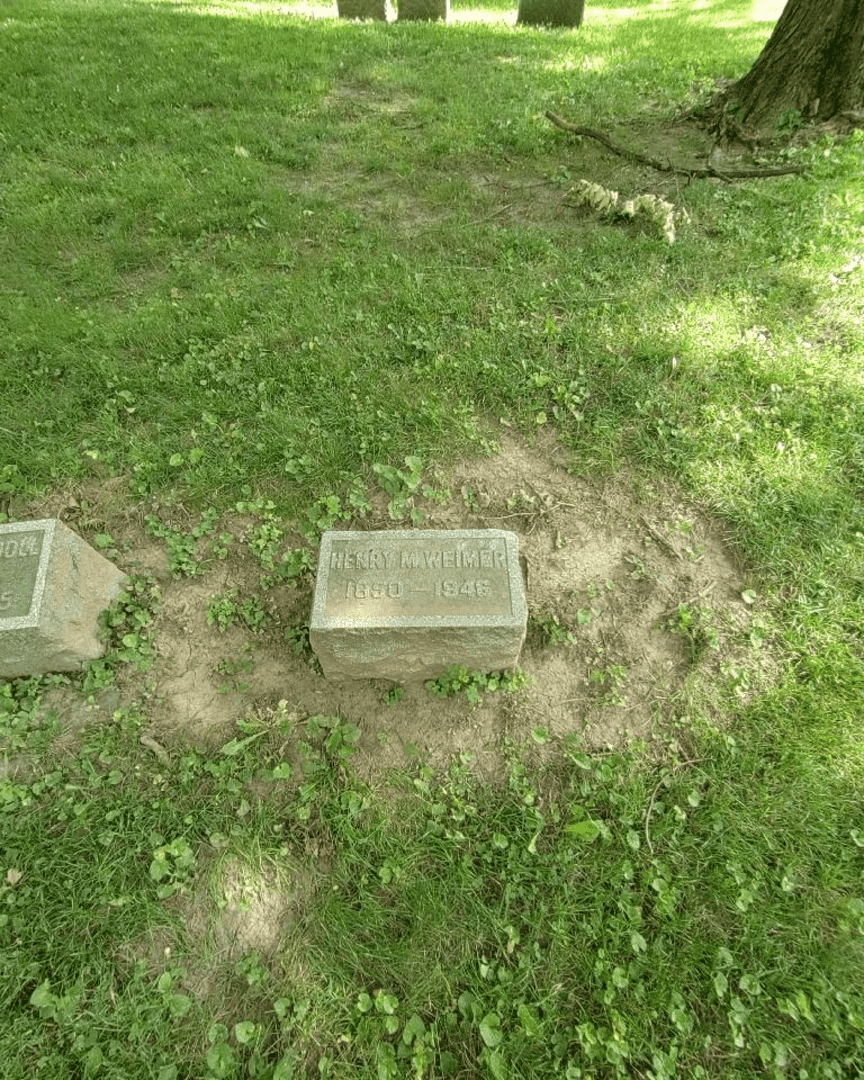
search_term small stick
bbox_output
[639,516,681,559]
[464,203,516,227]
[415,204,516,236]
[661,585,713,616]
[139,733,170,764]
[644,758,706,853]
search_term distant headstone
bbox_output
[0,519,127,679]
[309,529,526,682]
[397,0,449,21]
[517,0,584,26]
[337,0,389,19]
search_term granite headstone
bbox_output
[337,0,389,18]
[397,0,449,20]
[0,519,127,678]
[309,529,526,681]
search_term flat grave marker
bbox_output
[309,529,526,681]
[0,519,127,678]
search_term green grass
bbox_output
[2,0,864,1077]
[2,686,863,1077]
[2,0,823,512]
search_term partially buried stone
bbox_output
[0,519,127,678]
[309,529,527,682]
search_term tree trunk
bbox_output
[398,0,449,21]
[722,0,864,127]
[337,0,389,19]
[517,0,584,29]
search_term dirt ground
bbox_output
[27,432,774,786]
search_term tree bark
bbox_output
[517,0,584,29]
[398,0,449,21]
[720,0,864,128]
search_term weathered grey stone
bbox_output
[517,0,584,27]
[397,0,449,22]
[309,529,526,682]
[337,0,389,19]
[0,519,126,678]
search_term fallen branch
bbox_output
[545,111,806,179]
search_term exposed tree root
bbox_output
[693,100,763,150]
[545,111,807,179]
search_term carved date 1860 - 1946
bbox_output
[345,579,492,600]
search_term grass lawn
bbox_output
[1,0,864,1076]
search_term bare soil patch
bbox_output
[179,852,315,997]
[116,850,317,1001]
[21,433,773,784]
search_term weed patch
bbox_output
[426,665,532,705]
[528,610,576,647]
[145,511,219,578]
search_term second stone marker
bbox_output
[0,518,126,678]
[309,529,527,682]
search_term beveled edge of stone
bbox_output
[310,528,527,630]
[0,519,55,630]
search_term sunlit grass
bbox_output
[2,0,864,1076]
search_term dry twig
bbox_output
[639,516,681,559]
[139,733,170,764]
[644,757,706,853]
